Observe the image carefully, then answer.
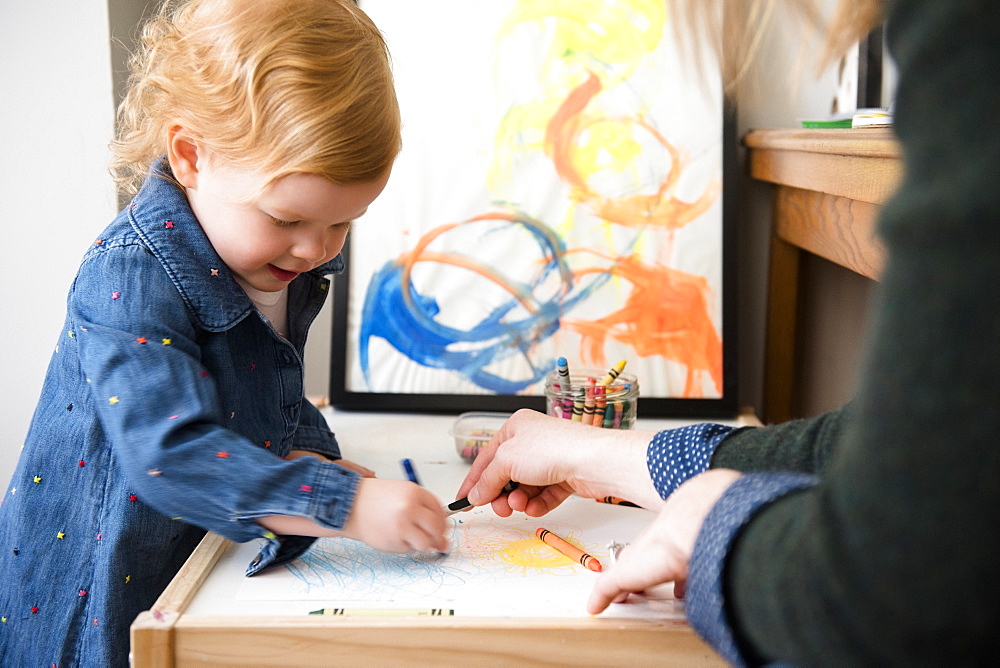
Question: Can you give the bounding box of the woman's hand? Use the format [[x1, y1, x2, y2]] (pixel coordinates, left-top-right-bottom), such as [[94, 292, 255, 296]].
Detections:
[[587, 469, 742, 614], [456, 409, 662, 517]]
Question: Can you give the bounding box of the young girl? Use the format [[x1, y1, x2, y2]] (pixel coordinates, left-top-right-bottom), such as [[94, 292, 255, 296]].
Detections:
[[0, 1, 447, 665]]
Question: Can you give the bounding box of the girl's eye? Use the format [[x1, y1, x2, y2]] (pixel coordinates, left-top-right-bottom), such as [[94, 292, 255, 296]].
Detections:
[[269, 216, 299, 228]]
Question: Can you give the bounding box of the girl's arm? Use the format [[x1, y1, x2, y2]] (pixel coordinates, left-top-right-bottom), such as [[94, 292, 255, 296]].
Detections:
[[72, 243, 359, 544], [258, 477, 448, 553]]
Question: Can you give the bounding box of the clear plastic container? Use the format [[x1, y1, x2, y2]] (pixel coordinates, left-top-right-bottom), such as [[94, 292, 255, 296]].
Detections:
[[543, 367, 639, 429], [451, 412, 511, 463]]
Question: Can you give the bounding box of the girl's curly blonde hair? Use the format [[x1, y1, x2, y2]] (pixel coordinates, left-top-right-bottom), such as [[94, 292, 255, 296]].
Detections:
[[111, 0, 400, 197]]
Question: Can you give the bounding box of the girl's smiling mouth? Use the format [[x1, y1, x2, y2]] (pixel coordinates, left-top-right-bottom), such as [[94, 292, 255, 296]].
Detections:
[[267, 265, 300, 282]]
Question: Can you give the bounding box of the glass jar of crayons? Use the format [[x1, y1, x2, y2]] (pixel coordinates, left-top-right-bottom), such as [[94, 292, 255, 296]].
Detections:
[[543, 363, 639, 429]]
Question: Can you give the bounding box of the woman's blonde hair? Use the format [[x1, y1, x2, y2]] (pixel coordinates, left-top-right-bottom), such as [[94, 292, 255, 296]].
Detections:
[[112, 0, 400, 196], [668, 0, 885, 98]]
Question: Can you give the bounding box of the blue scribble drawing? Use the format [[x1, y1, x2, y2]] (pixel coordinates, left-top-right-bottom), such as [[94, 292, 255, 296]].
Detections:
[[234, 500, 685, 620], [285, 541, 482, 600], [273, 511, 602, 602]]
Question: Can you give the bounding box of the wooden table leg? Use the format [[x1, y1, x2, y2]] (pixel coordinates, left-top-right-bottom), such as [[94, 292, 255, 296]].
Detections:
[[764, 200, 802, 424]]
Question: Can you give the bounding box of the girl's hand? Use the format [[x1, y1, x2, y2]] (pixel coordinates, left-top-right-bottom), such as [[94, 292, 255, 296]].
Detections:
[[285, 450, 375, 478], [456, 409, 662, 518], [331, 458, 376, 478], [341, 478, 449, 553], [587, 469, 742, 614]]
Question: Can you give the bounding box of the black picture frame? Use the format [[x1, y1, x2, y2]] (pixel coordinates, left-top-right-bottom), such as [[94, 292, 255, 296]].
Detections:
[[857, 24, 885, 109], [330, 4, 739, 419]]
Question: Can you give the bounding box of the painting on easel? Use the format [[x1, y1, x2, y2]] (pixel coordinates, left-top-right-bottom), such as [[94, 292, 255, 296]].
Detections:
[[331, 0, 736, 417]]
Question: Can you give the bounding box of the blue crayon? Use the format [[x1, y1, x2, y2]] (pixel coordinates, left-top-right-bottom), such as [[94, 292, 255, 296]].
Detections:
[[401, 458, 421, 486], [556, 357, 571, 386]]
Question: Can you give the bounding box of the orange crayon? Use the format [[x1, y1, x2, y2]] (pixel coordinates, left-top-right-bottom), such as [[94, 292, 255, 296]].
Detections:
[[592, 386, 606, 426], [535, 527, 602, 572], [597, 495, 640, 508]]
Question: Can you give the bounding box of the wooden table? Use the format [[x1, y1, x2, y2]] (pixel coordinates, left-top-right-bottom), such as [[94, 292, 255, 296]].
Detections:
[[131, 409, 757, 666], [745, 128, 902, 424]]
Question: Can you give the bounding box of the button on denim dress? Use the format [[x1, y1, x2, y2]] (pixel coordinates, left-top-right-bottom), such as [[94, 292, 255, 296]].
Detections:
[[0, 162, 360, 667]]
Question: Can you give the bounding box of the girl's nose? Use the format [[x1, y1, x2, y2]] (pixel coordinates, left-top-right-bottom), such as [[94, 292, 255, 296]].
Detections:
[[290, 232, 327, 264]]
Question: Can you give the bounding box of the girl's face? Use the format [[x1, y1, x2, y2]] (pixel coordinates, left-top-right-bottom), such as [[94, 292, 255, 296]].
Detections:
[[184, 160, 390, 293]]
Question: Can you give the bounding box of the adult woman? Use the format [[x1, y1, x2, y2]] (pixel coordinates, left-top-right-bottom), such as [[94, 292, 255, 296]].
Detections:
[[459, 1, 999, 663]]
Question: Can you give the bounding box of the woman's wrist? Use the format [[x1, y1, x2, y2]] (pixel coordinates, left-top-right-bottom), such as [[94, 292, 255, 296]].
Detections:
[[569, 428, 663, 509]]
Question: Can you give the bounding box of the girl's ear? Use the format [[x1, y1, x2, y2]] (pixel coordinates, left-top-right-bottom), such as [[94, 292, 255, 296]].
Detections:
[[166, 125, 202, 189]]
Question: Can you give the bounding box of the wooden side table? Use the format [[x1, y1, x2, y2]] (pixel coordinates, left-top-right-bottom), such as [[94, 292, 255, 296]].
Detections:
[[744, 128, 902, 424]]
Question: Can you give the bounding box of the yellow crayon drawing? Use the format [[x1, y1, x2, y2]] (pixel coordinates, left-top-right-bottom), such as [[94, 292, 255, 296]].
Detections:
[[458, 522, 603, 575]]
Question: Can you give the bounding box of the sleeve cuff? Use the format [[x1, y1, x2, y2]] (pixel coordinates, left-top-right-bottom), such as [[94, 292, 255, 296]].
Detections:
[[647, 423, 735, 498], [685, 472, 817, 666], [299, 461, 360, 531], [243, 462, 360, 575], [246, 533, 318, 576]]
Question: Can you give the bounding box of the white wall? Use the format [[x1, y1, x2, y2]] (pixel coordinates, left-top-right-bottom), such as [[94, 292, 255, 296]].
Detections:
[[0, 3, 118, 490]]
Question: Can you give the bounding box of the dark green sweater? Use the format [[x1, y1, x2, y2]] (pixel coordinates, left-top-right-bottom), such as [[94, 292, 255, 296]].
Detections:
[[694, 0, 999, 664]]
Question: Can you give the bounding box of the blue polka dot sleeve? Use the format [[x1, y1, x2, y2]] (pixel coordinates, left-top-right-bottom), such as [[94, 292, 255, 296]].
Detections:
[[647, 423, 736, 499]]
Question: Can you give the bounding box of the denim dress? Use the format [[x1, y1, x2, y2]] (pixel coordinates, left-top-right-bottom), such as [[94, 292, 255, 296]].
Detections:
[[0, 163, 360, 667]]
